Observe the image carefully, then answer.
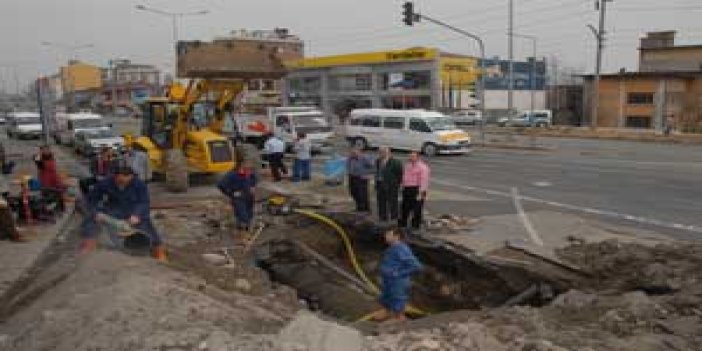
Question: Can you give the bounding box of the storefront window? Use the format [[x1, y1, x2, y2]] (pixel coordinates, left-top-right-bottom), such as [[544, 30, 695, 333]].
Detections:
[[380, 71, 431, 90], [329, 74, 372, 91]]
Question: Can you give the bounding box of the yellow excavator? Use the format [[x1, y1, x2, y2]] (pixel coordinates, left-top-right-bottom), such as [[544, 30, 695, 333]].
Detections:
[[124, 79, 244, 192], [123, 31, 302, 192]]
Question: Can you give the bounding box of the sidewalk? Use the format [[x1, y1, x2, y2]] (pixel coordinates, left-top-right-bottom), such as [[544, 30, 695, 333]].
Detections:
[[0, 142, 83, 298]]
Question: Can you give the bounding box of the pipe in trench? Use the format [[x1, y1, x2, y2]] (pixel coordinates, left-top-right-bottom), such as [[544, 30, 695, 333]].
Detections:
[[291, 209, 427, 319]]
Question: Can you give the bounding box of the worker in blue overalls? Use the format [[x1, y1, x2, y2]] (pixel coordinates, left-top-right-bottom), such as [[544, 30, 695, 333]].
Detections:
[[376, 227, 422, 322], [80, 164, 166, 262], [217, 158, 257, 236]]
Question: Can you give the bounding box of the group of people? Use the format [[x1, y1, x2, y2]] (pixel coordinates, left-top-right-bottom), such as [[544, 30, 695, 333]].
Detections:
[[20, 137, 422, 322], [263, 132, 312, 182], [347, 147, 431, 231]]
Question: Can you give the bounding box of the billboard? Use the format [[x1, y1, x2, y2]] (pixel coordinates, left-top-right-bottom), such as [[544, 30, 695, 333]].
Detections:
[[481, 58, 546, 91]]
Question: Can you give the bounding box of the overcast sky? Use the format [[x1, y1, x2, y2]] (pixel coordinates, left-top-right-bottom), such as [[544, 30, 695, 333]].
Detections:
[[1, 0, 701, 91]]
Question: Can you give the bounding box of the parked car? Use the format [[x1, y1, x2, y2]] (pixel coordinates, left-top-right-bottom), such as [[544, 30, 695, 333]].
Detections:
[[51, 111, 108, 145], [498, 110, 553, 127], [450, 110, 483, 126], [346, 109, 471, 156], [6, 112, 42, 139], [74, 129, 124, 156]]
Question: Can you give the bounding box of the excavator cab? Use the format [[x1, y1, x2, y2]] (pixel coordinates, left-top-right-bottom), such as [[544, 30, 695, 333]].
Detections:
[[129, 95, 236, 192]]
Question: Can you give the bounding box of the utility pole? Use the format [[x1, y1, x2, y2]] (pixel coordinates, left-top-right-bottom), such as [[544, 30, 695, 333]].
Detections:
[[35, 77, 49, 143], [508, 0, 514, 114], [513, 34, 537, 119], [109, 59, 118, 115], [401, 2, 487, 144], [588, 0, 612, 129]]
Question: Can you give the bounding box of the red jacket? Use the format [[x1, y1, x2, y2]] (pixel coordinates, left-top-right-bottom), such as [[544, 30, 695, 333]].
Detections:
[[37, 158, 63, 190]]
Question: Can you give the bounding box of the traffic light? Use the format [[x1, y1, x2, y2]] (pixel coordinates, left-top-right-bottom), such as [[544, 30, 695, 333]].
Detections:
[[402, 2, 415, 26]]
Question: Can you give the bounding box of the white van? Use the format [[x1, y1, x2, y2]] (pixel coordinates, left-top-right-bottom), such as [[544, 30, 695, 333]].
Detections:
[[52, 112, 108, 145], [346, 109, 472, 156], [6, 112, 43, 139], [269, 106, 334, 152]]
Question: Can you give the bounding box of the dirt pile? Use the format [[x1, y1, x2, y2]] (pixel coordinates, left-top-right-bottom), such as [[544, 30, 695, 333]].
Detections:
[[0, 251, 297, 351], [360, 240, 702, 351]]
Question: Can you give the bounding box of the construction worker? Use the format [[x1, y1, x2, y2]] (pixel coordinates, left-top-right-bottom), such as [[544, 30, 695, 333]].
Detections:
[[292, 132, 312, 182], [375, 147, 403, 222], [264, 133, 287, 182], [217, 158, 257, 233], [33, 146, 65, 212], [398, 152, 430, 231], [347, 147, 375, 213], [80, 164, 166, 261], [377, 227, 422, 322]]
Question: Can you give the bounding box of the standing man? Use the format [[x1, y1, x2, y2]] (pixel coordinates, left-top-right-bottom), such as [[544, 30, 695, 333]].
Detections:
[[80, 165, 167, 262], [375, 147, 403, 223], [292, 132, 312, 182], [346, 147, 375, 213], [217, 159, 257, 234], [399, 152, 430, 230], [264, 133, 287, 182]]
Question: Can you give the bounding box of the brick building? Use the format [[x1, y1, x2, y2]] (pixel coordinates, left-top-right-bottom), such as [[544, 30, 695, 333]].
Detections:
[[583, 31, 702, 132]]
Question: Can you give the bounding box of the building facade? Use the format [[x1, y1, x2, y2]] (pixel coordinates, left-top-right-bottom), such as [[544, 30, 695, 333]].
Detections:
[[583, 31, 702, 132], [99, 59, 162, 113], [283, 48, 479, 123]]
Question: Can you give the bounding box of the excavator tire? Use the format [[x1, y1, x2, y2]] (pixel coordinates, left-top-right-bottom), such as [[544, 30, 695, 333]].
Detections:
[[164, 149, 189, 193]]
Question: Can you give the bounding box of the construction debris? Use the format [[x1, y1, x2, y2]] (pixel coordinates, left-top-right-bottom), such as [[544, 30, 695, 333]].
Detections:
[[425, 214, 480, 232]]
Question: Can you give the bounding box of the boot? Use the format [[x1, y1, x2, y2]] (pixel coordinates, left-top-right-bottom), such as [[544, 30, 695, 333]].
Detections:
[[152, 245, 168, 263], [79, 238, 97, 255]]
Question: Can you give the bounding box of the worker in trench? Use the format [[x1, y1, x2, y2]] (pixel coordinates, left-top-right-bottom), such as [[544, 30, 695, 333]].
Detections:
[[79, 163, 167, 262], [375, 227, 423, 322], [217, 158, 257, 237]]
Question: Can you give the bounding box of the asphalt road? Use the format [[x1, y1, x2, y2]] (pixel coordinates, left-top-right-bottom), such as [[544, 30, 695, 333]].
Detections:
[[422, 136, 702, 240]]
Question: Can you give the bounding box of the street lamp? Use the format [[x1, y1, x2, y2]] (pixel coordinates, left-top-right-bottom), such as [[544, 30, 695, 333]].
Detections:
[[135, 5, 209, 44]]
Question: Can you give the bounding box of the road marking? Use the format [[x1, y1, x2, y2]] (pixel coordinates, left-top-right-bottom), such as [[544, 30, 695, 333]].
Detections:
[[511, 187, 544, 246], [432, 178, 702, 235], [531, 181, 552, 187]]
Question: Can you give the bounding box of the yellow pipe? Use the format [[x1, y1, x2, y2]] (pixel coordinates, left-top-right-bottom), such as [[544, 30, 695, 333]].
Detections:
[[293, 209, 380, 294], [292, 209, 427, 320]]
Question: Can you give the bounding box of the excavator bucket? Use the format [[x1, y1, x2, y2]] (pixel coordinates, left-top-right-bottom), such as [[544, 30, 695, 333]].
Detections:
[[175, 30, 303, 79]]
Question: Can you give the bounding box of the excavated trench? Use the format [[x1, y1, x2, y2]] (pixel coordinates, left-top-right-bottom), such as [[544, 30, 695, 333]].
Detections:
[[255, 212, 585, 322]]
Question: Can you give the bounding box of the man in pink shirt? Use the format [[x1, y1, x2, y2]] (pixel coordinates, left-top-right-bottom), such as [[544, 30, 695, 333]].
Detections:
[[399, 152, 430, 230]]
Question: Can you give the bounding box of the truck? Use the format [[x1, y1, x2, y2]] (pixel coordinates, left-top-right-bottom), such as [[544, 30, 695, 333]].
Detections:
[[51, 111, 109, 145], [235, 106, 334, 152]]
